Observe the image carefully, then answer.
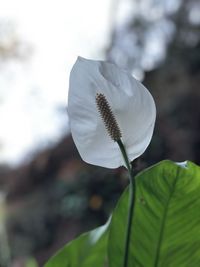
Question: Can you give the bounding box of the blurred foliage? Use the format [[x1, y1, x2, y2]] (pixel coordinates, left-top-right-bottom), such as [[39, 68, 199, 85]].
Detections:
[[107, 0, 200, 74], [107, 0, 200, 165], [0, 0, 199, 266], [0, 19, 31, 62], [1, 137, 130, 266]]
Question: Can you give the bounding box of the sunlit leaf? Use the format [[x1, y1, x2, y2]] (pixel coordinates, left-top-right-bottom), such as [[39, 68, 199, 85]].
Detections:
[[108, 160, 200, 267]]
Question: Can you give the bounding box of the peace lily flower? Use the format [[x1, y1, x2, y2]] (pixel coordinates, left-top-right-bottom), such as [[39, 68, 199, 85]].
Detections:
[[68, 57, 156, 169]]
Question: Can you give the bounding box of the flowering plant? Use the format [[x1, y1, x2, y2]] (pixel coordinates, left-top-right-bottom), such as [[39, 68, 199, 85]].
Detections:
[[68, 57, 156, 168], [45, 57, 200, 267]]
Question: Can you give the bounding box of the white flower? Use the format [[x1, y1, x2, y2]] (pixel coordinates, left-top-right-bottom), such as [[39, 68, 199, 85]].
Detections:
[[68, 57, 156, 168]]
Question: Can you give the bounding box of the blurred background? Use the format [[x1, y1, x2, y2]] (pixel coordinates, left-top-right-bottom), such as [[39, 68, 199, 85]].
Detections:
[[0, 0, 199, 266]]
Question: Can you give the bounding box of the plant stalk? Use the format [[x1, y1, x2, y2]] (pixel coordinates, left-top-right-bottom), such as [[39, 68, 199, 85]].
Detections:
[[117, 139, 136, 267]]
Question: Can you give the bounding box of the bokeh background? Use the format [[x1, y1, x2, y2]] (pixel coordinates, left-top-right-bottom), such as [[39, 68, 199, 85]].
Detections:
[[0, 0, 199, 266]]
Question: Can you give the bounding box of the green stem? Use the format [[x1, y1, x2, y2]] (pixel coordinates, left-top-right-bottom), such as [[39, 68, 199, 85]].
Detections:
[[117, 139, 136, 267]]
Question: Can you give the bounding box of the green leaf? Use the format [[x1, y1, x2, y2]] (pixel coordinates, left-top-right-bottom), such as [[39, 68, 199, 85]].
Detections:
[[44, 219, 110, 267], [108, 160, 200, 267]]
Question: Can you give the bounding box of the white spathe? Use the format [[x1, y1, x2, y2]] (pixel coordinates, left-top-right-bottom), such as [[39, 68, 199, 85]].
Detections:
[[68, 57, 156, 168]]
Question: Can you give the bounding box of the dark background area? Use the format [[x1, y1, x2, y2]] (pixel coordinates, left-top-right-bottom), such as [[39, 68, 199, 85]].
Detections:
[[0, 0, 199, 266]]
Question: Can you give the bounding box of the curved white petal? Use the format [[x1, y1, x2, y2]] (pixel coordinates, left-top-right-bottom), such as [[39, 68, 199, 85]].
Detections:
[[68, 57, 156, 168]]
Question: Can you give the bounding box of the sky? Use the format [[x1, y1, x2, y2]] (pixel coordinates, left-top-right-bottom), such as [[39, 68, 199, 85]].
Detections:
[[0, 0, 114, 165]]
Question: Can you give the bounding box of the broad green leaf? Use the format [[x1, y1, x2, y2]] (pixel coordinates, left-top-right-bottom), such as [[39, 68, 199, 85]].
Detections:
[[45, 219, 110, 267], [108, 160, 200, 267]]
